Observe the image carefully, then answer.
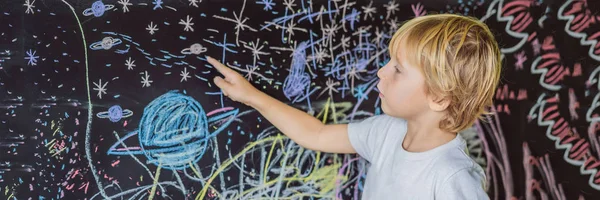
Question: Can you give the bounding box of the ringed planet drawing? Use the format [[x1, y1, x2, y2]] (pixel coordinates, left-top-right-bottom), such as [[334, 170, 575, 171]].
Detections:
[[107, 90, 239, 170]]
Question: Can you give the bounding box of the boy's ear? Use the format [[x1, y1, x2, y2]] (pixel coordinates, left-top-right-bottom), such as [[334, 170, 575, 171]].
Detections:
[[427, 95, 450, 112]]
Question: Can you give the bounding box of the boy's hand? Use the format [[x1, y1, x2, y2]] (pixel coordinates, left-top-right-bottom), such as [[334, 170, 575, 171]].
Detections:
[[208, 57, 354, 154], [208, 56, 262, 107]]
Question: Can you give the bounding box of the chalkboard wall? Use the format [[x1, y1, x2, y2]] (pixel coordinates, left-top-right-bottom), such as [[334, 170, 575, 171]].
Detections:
[[1, 0, 600, 199]]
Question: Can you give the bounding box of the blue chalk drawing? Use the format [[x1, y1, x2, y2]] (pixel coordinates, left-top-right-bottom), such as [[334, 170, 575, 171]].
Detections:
[[107, 90, 238, 170], [96, 105, 133, 122], [283, 41, 311, 102], [152, 0, 164, 10], [25, 49, 39, 66], [83, 1, 114, 17], [257, 0, 275, 11]]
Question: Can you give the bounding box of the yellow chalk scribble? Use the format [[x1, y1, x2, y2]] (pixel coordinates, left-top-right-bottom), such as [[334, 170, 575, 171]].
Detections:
[[148, 162, 162, 200]]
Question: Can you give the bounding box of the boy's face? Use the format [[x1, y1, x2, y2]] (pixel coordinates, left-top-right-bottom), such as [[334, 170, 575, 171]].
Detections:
[[376, 45, 431, 119]]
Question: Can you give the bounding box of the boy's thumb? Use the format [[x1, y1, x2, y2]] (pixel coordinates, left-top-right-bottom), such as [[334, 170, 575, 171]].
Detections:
[[214, 76, 231, 90]]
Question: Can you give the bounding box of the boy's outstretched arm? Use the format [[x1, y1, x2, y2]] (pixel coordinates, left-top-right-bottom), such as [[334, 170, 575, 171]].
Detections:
[[208, 56, 356, 154]]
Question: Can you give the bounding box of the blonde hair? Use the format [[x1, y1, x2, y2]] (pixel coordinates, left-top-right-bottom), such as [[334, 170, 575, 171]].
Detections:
[[389, 13, 502, 133]]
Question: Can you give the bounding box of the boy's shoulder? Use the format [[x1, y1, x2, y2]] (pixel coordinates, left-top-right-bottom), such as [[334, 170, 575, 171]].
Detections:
[[431, 138, 484, 181], [360, 113, 407, 125], [429, 142, 487, 196], [349, 114, 407, 132]]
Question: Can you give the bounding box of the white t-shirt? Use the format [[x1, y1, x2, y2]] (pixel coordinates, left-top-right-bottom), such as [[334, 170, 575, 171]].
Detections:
[[348, 114, 489, 200]]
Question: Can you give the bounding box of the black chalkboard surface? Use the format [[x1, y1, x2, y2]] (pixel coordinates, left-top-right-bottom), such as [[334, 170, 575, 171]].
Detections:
[[1, 0, 600, 199]]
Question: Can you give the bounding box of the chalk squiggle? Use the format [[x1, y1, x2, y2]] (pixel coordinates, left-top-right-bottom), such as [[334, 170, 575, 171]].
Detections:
[[482, 0, 534, 54], [529, 93, 600, 191], [558, 0, 600, 61]]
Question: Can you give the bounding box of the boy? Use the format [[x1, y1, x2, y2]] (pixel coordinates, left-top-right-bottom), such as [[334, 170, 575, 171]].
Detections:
[[208, 13, 500, 199]]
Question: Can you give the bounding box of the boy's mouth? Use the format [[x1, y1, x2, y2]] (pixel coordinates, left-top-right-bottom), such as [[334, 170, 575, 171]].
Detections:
[[376, 84, 384, 98]]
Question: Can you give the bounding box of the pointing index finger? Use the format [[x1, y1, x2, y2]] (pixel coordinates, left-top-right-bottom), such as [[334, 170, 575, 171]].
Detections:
[[207, 56, 235, 77]]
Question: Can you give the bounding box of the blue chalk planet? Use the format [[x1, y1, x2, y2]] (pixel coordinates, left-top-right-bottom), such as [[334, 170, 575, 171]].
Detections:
[[82, 1, 114, 17], [96, 105, 133, 122], [107, 90, 238, 170]]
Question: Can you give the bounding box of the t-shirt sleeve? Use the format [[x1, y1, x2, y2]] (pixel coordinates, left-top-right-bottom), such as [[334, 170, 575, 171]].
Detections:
[[437, 168, 489, 200], [347, 114, 396, 162]]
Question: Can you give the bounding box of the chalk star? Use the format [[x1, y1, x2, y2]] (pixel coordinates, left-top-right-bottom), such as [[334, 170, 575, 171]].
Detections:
[[180, 68, 191, 82], [373, 27, 387, 47], [25, 49, 39, 66], [340, 36, 351, 49], [388, 18, 400, 31], [189, 0, 200, 7], [244, 65, 259, 81], [361, 1, 376, 21], [353, 83, 369, 100], [257, 0, 275, 11], [282, 0, 296, 12], [152, 0, 163, 10], [24, 0, 35, 14], [346, 66, 366, 95], [141, 71, 153, 87], [318, 78, 340, 98], [384, 0, 399, 20], [244, 39, 270, 62], [125, 57, 136, 70], [285, 20, 299, 39], [179, 15, 194, 32], [213, 2, 257, 45], [93, 79, 108, 99], [309, 46, 329, 65], [515, 51, 527, 70], [117, 0, 132, 13], [322, 23, 340, 45], [146, 22, 158, 35]]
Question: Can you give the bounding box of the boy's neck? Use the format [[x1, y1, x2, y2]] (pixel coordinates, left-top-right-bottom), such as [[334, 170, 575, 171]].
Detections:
[[402, 119, 457, 153]]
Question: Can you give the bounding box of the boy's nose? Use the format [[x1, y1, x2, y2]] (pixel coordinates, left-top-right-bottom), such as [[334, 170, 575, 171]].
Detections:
[[377, 67, 385, 80]]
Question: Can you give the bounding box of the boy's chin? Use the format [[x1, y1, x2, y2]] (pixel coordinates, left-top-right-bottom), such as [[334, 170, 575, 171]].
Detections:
[[380, 103, 392, 115], [380, 103, 408, 118], [380, 103, 387, 112]]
